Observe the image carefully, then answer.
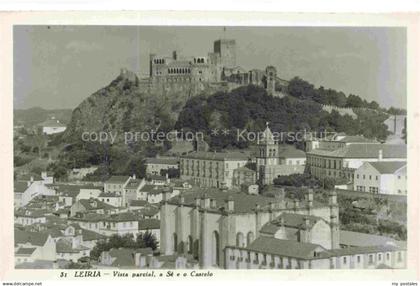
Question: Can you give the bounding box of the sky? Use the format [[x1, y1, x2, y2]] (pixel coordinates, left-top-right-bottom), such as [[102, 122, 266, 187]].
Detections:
[[14, 26, 406, 110]]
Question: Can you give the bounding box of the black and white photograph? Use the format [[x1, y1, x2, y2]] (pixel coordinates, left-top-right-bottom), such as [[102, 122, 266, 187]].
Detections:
[[10, 24, 410, 271], [13, 25, 415, 270]]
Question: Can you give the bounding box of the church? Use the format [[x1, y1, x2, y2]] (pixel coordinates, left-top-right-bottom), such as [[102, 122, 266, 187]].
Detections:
[[256, 123, 306, 185]]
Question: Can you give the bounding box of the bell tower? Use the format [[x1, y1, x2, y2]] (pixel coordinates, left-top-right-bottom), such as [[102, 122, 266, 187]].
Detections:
[[256, 122, 279, 183]]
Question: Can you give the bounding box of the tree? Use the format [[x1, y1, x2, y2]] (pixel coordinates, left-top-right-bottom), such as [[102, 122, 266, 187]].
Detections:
[[346, 94, 364, 108], [89, 233, 158, 261], [160, 168, 180, 179]]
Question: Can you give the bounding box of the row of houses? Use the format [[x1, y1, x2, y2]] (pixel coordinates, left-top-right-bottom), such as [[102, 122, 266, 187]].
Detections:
[[305, 133, 407, 195], [13, 173, 193, 268]]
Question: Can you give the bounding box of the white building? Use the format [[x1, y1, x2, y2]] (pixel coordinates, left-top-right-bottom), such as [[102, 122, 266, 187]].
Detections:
[[180, 151, 250, 189], [14, 229, 56, 265], [354, 161, 407, 195], [14, 179, 56, 208], [98, 192, 123, 207], [306, 143, 406, 182], [145, 157, 179, 176], [41, 117, 67, 135]]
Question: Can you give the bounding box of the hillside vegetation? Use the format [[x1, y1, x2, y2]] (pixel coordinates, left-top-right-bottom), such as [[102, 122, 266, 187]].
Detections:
[[176, 85, 391, 150], [44, 71, 397, 179]]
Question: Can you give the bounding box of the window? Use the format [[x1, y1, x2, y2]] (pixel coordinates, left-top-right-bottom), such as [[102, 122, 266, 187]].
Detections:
[[357, 174, 359, 179], [369, 175, 372, 180], [376, 176, 378, 180], [343, 257, 347, 264], [386, 253, 390, 260], [363, 175, 366, 179], [368, 254, 374, 264], [357, 255, 361, 263], [378, 254, 382, 261], [398, 252, 402, 262]]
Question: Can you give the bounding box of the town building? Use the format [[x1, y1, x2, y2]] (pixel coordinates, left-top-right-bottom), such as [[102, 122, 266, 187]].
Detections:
[[256, 124, 307, 185], [232, 166, 256, 187], [353, 161, 407, 195], [40, 117, 67, 135], [306, 139, 406, 182], [104, 175, 130, 194], [179, 151, 250, 188], [70, 198, 116, 217], [159, 188, 339, 268], [14, 179, 56, 208], [224, 236, 406, 269], [123, 177, 147, 207], [145, 157, 179, 176], [98, 192, 123, 207], [14, 229, 56, 264]]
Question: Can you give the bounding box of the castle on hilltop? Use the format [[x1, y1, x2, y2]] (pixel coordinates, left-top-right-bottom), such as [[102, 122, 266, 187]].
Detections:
[[139, 38, 289, 97]]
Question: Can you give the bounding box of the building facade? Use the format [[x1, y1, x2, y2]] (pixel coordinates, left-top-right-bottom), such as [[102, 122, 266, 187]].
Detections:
[[159, 188, 339, 268], [353, 161, 407, 195], [180, 151, 250, 189], [306, 138, 406, 182]]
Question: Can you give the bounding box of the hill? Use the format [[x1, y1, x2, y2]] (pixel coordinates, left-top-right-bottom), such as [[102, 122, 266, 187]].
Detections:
[[14, 107, 72, 128], [53, 71, 393, 179], [56, 69, 217, 179], [175, 85, 391, 150]]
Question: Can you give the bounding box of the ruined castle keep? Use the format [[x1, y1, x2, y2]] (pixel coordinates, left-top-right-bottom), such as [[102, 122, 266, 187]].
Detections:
[[143, 38, 289, 96]]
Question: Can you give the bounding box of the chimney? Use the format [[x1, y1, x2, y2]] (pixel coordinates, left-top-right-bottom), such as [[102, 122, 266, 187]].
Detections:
[[162, 189, 171, 203], [279, 216, 286, 234], [293, 199, 300, 210], [378, 149, 383, 161], [179, 194, 185, 205], [226, 196, 234, 212], [210, 199, 217, 209], [195, 197, 200, 208], [172, 50, 178, 60], [201, 194, 210, 209], [30, 176, 34, 182], [132, 174, 136, 180], [303, 216, 310, 229]]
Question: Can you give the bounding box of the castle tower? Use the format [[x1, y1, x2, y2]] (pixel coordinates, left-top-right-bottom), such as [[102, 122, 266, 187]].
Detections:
[[256, 122, 279, 184], [213, 39, 236, 68], [265, 66, 277, 96]]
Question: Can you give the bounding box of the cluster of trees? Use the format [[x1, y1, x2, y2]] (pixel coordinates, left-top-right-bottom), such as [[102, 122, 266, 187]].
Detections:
[[272, 173, 348, 190], [288, 77, 405, 115], [273, 173, 320, 188], [160, 168, 180, 179], [338, 195, 406, 240], [54, 140, 163, 181], [175, 85, 391, 150], [90, 232, 158, 261]]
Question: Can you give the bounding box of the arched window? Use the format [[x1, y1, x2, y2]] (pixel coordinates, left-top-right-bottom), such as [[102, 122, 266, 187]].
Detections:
[[212, 231, 220, 266], [173, 233, 178, 253], [247, 232, 254, 246], [193, 239, 199, 260], [236, 232, 245, 247], [188, 235, 193, 254]]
